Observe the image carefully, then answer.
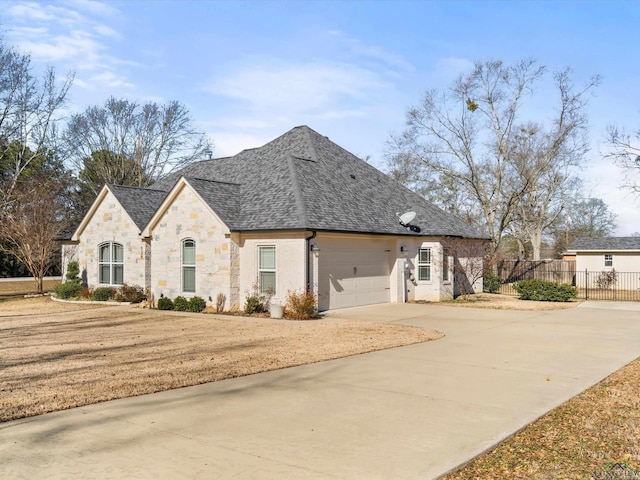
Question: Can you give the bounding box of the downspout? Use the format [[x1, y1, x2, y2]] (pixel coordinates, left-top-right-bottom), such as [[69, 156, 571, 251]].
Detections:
[[305, 230, 317, 291]]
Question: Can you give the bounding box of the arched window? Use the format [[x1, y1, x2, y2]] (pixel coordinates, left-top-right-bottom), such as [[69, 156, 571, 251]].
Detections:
[[182, 239, 196, 293], [99, 242, 124, 285]]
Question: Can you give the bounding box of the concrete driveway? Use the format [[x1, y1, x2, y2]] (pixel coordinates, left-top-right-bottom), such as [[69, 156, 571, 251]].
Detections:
[[2, 301, 639, 479]]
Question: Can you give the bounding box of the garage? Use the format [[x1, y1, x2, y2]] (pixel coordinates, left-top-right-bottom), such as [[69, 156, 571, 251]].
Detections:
[[317, 238, 392, 311]]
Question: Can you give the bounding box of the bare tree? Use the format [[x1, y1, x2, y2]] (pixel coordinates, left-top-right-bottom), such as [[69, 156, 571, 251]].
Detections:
[[0, 37, 73, 206], [440, 237, 487, 300], [388, 59, 599, 257], [63, 97, 211, 200], [0, 173, 73, 293], [605, 124, 640, 195]]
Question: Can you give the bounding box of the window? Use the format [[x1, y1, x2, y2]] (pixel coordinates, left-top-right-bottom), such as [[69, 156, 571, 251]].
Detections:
[[99, 242, 123, 285], [604, 254, 613, 267], [182, 239, 196, 293], [258, 245, 276, 294], [418, 248, 431, 281]]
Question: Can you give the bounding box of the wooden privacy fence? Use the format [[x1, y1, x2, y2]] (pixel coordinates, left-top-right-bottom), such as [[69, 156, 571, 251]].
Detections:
[[495, 260, 640, 301]]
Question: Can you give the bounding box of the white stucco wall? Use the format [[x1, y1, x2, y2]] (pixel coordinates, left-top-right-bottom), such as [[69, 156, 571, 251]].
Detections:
[[149, 184, 231, 306], [576, 252, 640, 273], [395, 237, 484, 302], [237, 232, 307, 310], [76, 191, 146, 288]]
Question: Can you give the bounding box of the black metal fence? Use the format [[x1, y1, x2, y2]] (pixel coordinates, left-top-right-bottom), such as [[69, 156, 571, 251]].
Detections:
[[497, 269, 640, 301]]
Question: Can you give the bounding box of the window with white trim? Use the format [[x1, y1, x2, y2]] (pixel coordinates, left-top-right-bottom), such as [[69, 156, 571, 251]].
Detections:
[[258, 245, 276, 294], [418, 248, 431, 281], [99, 242, 123, 285], [604, 254, 613, 267], [182, 239, 196, 293]]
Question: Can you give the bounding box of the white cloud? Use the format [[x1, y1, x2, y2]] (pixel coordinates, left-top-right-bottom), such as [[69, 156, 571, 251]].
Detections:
[[207, 60, 390, 116], [6, 0, 136, 97], [326, 30, 414, 72]]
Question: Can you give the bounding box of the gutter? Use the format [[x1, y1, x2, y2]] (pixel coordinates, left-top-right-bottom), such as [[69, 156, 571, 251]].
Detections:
[[305, 230, 317, 291]]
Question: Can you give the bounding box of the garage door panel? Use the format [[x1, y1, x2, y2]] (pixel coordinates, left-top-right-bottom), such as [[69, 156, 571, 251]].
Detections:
[[319, 239, 391, 311]]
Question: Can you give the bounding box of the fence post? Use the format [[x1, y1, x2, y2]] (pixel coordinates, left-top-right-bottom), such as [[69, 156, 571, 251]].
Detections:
[[585, 269, 589, 300]]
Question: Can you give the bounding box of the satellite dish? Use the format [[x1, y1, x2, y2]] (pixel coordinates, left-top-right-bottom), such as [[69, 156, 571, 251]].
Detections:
[[397, 211, 421, 233], [398, 211, 416, 227]]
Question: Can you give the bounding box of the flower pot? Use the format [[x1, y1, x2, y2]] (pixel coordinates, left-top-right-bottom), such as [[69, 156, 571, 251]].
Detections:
[[269, 303, 284, 319]]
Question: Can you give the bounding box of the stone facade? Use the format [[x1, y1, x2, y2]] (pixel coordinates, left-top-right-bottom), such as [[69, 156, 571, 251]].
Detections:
[[149, 183, 231, 305], [74, 191, 147, 289]]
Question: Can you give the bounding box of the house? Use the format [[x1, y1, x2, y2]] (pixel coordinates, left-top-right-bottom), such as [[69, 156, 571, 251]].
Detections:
[[62, 126, 487, 311], [567, 237, 640, 273]]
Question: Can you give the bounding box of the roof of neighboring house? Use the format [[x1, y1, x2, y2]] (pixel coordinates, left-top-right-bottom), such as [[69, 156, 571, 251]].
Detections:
[[568, 237, 640, 251], [151, 125, 486, 238], [107, 185, 168, 230]]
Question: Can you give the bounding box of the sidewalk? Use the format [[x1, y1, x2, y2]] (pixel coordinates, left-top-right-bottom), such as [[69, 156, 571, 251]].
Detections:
[[2, 302, 639, 479]]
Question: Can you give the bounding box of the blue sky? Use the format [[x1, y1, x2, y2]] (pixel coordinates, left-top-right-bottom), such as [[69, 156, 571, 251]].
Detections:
[[3, 0, 639, 235]]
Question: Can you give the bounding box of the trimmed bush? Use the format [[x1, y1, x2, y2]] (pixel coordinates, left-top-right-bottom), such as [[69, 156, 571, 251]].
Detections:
[[173, 296, 189, 311], [188, 296, 206, 313], [115, 284, 146, 303], [54, 260, 83, 299], [157, 297, 174, 310], [92, 287, 115, 301], [514, 279, 577, 302], [483, 272, 502, 294], [244, 295, 266, 314], [285, 290, 317, 320], [53, 281, 82, 299]]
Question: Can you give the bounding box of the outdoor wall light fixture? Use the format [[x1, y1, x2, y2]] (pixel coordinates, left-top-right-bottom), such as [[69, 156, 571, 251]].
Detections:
[[310, 244, 321, 252]]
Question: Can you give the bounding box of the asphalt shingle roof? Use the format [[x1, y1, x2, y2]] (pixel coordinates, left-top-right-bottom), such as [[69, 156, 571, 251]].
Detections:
[[568, 237, 640, 251], [107, 185, 168, 230], [148, 125, 485, 238]]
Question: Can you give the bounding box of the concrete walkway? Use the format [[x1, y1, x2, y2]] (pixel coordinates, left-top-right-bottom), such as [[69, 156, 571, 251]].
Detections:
[[2, 302, 639, 479]]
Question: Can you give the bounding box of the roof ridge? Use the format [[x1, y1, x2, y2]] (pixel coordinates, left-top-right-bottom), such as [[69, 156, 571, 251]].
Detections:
[[300, 126, 322, 163], [287, 155, 309, 227]]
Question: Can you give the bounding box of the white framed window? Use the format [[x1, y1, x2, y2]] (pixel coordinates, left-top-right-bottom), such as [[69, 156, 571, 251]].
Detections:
[[418, 248, 431, 281], [604, 254, 613, 267], [258, 245, 276, 294], [182, 239, 196, 293], [99, 242, 123, 285]]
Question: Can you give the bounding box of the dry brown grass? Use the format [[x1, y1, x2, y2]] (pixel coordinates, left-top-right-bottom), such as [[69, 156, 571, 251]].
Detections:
[[444, 357, 640, 479], [0, 296, 441, 422], [0, 278, 61, 297], [440, 292, 581, 310]]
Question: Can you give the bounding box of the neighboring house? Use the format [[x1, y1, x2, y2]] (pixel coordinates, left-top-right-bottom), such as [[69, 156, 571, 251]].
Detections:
[[62, 126, 487, 311], [567, 237, 640, 273]]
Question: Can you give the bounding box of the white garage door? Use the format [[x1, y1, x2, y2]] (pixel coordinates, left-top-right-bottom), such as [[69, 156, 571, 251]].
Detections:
[[318, 239, 391, 311]]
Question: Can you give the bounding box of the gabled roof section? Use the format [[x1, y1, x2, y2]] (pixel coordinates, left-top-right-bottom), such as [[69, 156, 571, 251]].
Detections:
[[568, 237, 640, 251], [107, 185, 168, 231], [141, 177, 234, 237], [183, 177, 241, 229], [71, 185, 167, 241], [151, 126, 485, 238]]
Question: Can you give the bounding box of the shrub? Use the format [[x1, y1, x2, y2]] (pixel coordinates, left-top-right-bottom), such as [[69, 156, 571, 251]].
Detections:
[[157, 297, 174, 310], [53, 281, 82, 299], [595, 269, 617, 289], [244, 295, 266, 314], [514, 279, 577, 302], [483, 272, 502, 294], [54, 260, 83, 299], [188, 296, 206, 313], [66, 261, 80, 282], [92, 287, 115, 301], [115, 284, 146, 303], [216, 292, 226, 313], [173, 296, 189, 311], [285, 290, 317, 320], [77, 287, 93, 299]]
